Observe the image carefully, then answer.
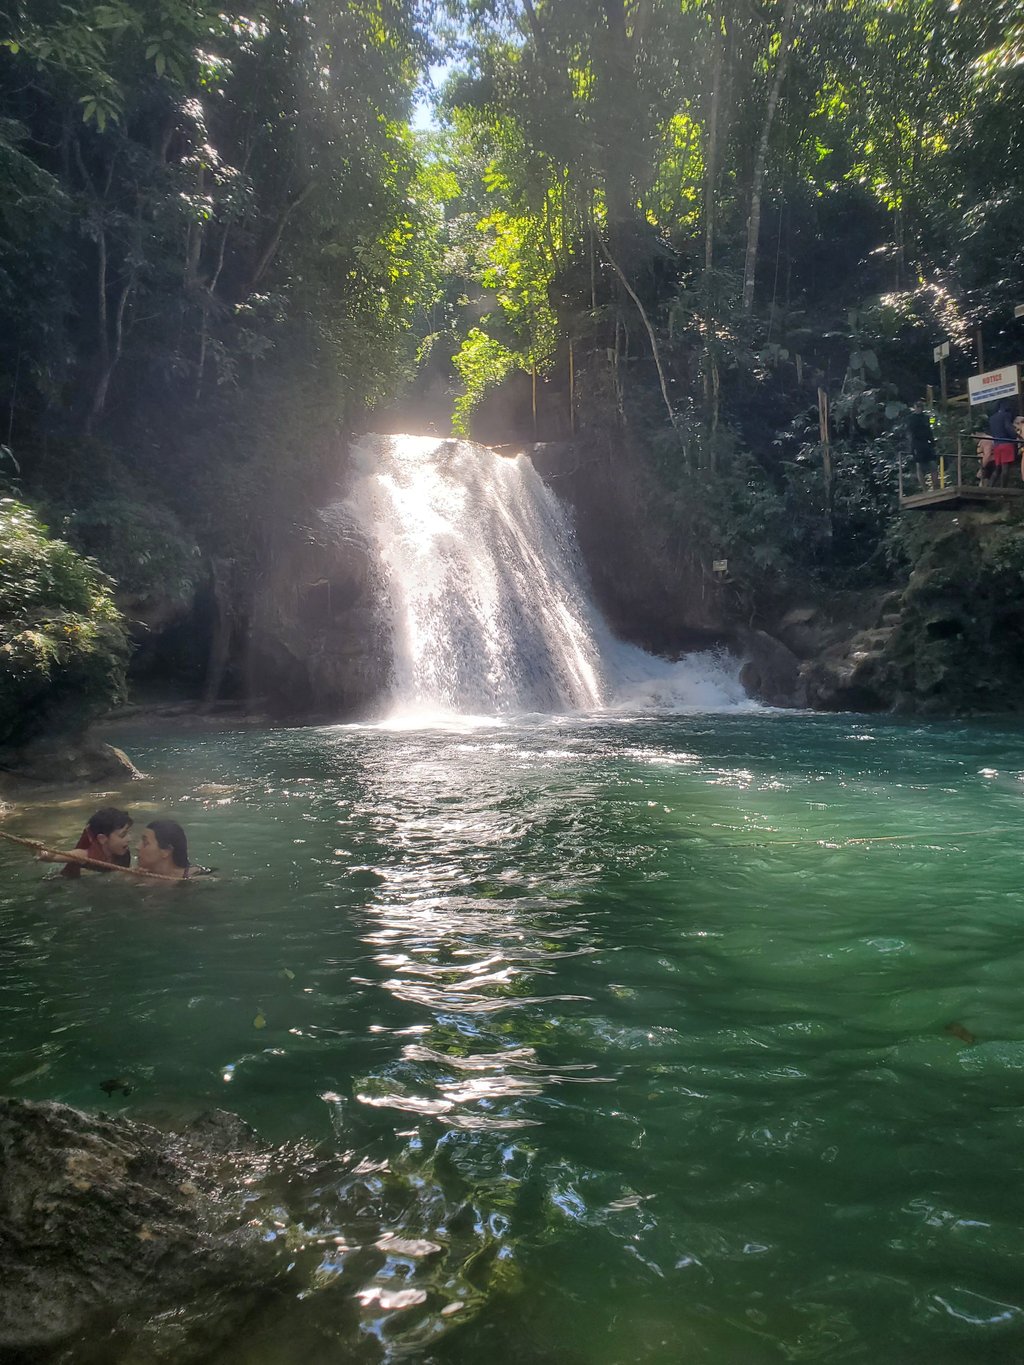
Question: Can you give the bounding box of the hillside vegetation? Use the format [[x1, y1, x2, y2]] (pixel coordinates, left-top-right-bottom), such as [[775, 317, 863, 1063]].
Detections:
[[1, 1, 1022, 727]]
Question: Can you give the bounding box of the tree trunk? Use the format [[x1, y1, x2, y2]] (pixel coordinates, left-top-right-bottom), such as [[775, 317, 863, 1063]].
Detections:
[[905, 12, 943, 274], [742, 0, 797, 313], [613, 312, 625, 421], [200, 559, 234, 711], [75, 144, 121, 433], [599, 0, 635, 254], [521, 0, 545, 52], [600, 236, 677, 431], [703, 8, 723, 446], [184, 166, 206, 285], [569, 341, 576, 435], [704, 7, 722, 277], [89, 273, 133, 429], [250, 182, 316, 290], [95, 224, 109, 379]]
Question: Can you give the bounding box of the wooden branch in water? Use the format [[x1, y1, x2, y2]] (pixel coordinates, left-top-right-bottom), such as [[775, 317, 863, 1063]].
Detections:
[[0, 830, 180, 882]]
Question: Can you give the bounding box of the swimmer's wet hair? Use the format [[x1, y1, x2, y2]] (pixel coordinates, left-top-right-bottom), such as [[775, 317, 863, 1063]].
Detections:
[[146, 819, 189, 869], [87, 807, 132, 836]]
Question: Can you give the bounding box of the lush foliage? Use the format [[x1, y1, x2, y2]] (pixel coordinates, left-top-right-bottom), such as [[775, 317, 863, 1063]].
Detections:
[[432, 0, 1024, 608], [0, 498, 129, 746], [62, 501, 202, 607], [0, 0, 435, 571], [2, 0, 1024, 722]]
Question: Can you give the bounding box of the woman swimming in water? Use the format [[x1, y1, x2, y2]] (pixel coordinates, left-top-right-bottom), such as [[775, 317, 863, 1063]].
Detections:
[[136, 820, 211, 880], [137, 820, 191, 879]]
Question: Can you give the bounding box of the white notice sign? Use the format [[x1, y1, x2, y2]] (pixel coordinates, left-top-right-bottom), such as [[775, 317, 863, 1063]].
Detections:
[[968, 365, 1020, 406]]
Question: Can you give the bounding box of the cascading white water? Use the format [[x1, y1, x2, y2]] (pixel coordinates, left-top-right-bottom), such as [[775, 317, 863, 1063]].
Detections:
[[341, 434, 752, 719]]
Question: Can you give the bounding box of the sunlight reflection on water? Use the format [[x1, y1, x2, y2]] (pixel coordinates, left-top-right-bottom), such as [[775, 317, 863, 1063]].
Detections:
[[2, 714, 1024, 1361]]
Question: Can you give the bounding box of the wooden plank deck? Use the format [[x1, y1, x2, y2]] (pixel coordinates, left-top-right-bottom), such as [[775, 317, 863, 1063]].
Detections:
[[900, 484, 1024, 510]]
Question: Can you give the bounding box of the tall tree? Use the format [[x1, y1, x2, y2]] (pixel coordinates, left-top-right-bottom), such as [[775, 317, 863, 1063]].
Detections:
[[741, 0, 798, 313]]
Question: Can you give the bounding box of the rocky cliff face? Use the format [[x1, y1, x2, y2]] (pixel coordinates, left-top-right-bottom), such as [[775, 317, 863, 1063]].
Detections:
[[514, 438, 730, 655], [869, 506, 1024, 714], [770, 507, 1024, 715], [155, 436, 1024, 721], [244, 433, 731, 722], [522, 445, 1024, 716], [246, 507, 391, 720]]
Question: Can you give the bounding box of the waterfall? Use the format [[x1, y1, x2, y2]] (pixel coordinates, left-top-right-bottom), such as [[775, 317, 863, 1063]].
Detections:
[[341, 434, 751, 719]]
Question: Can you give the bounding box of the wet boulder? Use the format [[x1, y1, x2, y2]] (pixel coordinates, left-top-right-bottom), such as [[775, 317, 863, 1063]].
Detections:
[[0, 1099, 285, 1362], [737, 628, 807, 708], [0, 735, 140, 787]]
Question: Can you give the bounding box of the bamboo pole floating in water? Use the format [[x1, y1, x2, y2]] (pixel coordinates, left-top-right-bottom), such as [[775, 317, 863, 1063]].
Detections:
[[0, 829, 181, 882]]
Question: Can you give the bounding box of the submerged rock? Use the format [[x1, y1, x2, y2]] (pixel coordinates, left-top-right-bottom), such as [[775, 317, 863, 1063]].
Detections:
[[0, 1098, 519, 1364], [0, 1099, 283, 1361]]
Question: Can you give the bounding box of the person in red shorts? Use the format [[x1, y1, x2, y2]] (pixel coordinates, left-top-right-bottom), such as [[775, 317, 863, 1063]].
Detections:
[[989, 399, 1020, 487]]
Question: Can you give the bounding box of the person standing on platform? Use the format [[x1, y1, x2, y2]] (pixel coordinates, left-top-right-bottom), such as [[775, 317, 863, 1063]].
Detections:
[[989, 399, 1019, 487], [906, 400, 938, 490]]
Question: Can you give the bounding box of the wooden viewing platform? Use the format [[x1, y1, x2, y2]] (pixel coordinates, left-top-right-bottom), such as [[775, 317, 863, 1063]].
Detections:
[[901, 483, 1024, 509], [899, 435, 1024, 510]]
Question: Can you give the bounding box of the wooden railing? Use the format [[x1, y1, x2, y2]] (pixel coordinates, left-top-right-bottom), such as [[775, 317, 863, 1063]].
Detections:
[[899, 433, 1024, 507]]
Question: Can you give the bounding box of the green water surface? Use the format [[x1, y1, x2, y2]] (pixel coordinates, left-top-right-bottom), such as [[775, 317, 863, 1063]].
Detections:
[[2, 713, 1023, 1363]]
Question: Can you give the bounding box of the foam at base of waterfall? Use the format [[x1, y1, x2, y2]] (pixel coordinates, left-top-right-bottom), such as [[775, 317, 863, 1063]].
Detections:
[[353, 707, 515, 733], [342, 433, 755, 721], [601, 642, 757, 714], [366, 650, 755, 726]]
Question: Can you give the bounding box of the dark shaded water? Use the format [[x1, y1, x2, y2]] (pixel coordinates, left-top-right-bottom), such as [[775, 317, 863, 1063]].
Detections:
[[2, 713, 1023, 1362]]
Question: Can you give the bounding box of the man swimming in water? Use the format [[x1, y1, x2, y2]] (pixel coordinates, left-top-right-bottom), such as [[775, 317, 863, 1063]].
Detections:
[[55, 807, 133, 877]]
